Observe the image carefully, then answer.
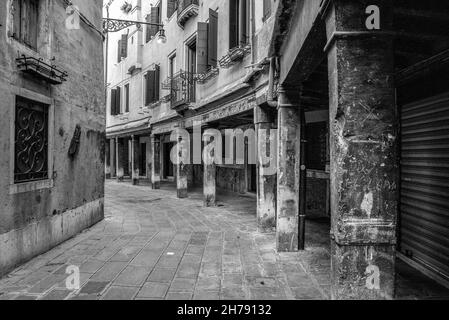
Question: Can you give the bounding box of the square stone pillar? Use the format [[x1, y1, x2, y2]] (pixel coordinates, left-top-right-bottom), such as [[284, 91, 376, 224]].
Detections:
[[105, 139, 111, 179], [151, 135, 161, 189], [116, 137, 125, 182], [110, 138, 116, 178], [131, 135, 140, 185], [276, 87, 303, 252], [325, 0, 398, 299], [255, 105, 277, 233], [176, 134, 189, 199], [203, 131, 216, 207]]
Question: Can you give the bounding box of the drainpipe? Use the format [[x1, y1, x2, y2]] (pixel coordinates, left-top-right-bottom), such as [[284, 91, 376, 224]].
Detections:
[[250, 0, 256, 65], [299, 108, 307, 250], [104, 5, 110, 103], [266, 56, 278, 108]]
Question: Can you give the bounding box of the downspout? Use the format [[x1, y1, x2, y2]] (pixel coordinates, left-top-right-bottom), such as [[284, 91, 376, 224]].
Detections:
[[104, 5, 110, 105]]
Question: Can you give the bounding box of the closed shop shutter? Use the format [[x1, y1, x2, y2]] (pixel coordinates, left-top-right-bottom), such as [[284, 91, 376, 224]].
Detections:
[[400, 92, 449, 282]]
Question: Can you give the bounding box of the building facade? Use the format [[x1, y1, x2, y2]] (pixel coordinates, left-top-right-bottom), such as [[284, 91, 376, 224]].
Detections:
[[0, 0, 105, 276]]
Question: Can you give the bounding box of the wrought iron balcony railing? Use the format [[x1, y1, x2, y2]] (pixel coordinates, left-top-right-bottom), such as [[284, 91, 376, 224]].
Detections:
[[16, 55, 68, 85], [162, 70, 196, 112], [177, 0, 199, 28]]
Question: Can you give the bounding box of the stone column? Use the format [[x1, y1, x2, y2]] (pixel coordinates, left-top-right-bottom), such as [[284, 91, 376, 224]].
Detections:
[[105, 139, 111, 179], [255, 105, 277, 233], [176, 135, 188, 198], [325, 0, 397, 299], [276, 87, 302, 252], [116, 137, 125, 182], [203, 131, 216, 207], [151, 135, 161, 189], [110, 138, 116, 178], [131, 135, 140, 185]]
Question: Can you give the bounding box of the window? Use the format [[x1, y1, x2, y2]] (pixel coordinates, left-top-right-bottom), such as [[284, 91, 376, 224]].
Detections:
[[229, 0, 249, 49], [146, 2, 162, 42], [167, 0, 177, 18], [110, 87, 121, 115], [169, 53, 176, 78], [14, 96, 49, 183], [124, 84, 130, 113], [186, 40, 197, 102], [145, 65, 160, 105], [11, 0, 39, 49], [117, 34, 128, 62]]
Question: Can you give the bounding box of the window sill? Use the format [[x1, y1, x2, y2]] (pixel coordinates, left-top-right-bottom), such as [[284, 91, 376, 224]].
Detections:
[[9, 179, 54, 195]]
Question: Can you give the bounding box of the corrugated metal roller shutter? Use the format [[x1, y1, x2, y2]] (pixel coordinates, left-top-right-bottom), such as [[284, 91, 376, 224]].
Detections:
[[400, 92, 449, 281]]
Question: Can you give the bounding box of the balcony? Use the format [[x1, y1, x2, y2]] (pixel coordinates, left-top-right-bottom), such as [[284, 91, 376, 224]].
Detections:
[[177, 0, 199, 29], [162, 70, 196, 114], [16, 55, 68, 85]]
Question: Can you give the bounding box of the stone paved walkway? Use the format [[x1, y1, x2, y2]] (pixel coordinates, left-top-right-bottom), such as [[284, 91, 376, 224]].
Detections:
[[0, 180, 330, 300], [1, 180, 448, 300]]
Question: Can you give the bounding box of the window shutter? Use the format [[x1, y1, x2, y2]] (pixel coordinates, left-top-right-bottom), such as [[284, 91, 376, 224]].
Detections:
[[125, 84, 130, 113], [117, 39, 122, 62], [167, 0, 177, 18], [154, 65, 160, 101], [111, 89, 117, 115], [239, 0, 248, 46], [121, 34, 128, 59], [116, 87, 121, 114], [12, 0, 21, 39], [208, 9, 218, 68], [146, 71, 155, 105], [145, 14, 151, 42], [229, 0, 239, 49], [197, 22, 209, 74], [149, 6, 159, 38], [263, 0, 271, 21]]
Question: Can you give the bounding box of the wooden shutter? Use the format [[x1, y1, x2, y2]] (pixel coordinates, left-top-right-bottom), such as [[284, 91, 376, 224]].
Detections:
[[145, 14, 151, 42], [121, 34, 128, 59], [263, 0, 271, 21], [146, 71, 155, 105], [111, 89, 117, 115], [197, 22, 209, 74], [154, 65, 160, 101], [229, 0, 239, 49], [167, 0, 177, 18], [208, 9, 218, 68], [117, 39, 122, 62], [116, 87, 121, 114], [125, 84, 130, 113], [12, 0, 21, 39], [239, 0, 248, 46], [22, 0, 39, 49], [149, 6, 159, 38]]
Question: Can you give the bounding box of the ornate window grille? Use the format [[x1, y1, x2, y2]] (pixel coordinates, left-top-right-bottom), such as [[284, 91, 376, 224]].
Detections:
[[14, 96, 49, 183]]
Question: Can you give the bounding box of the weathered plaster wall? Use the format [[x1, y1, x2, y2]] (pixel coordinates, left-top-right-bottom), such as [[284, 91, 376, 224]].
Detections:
[[0, 0, 105, 277]]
